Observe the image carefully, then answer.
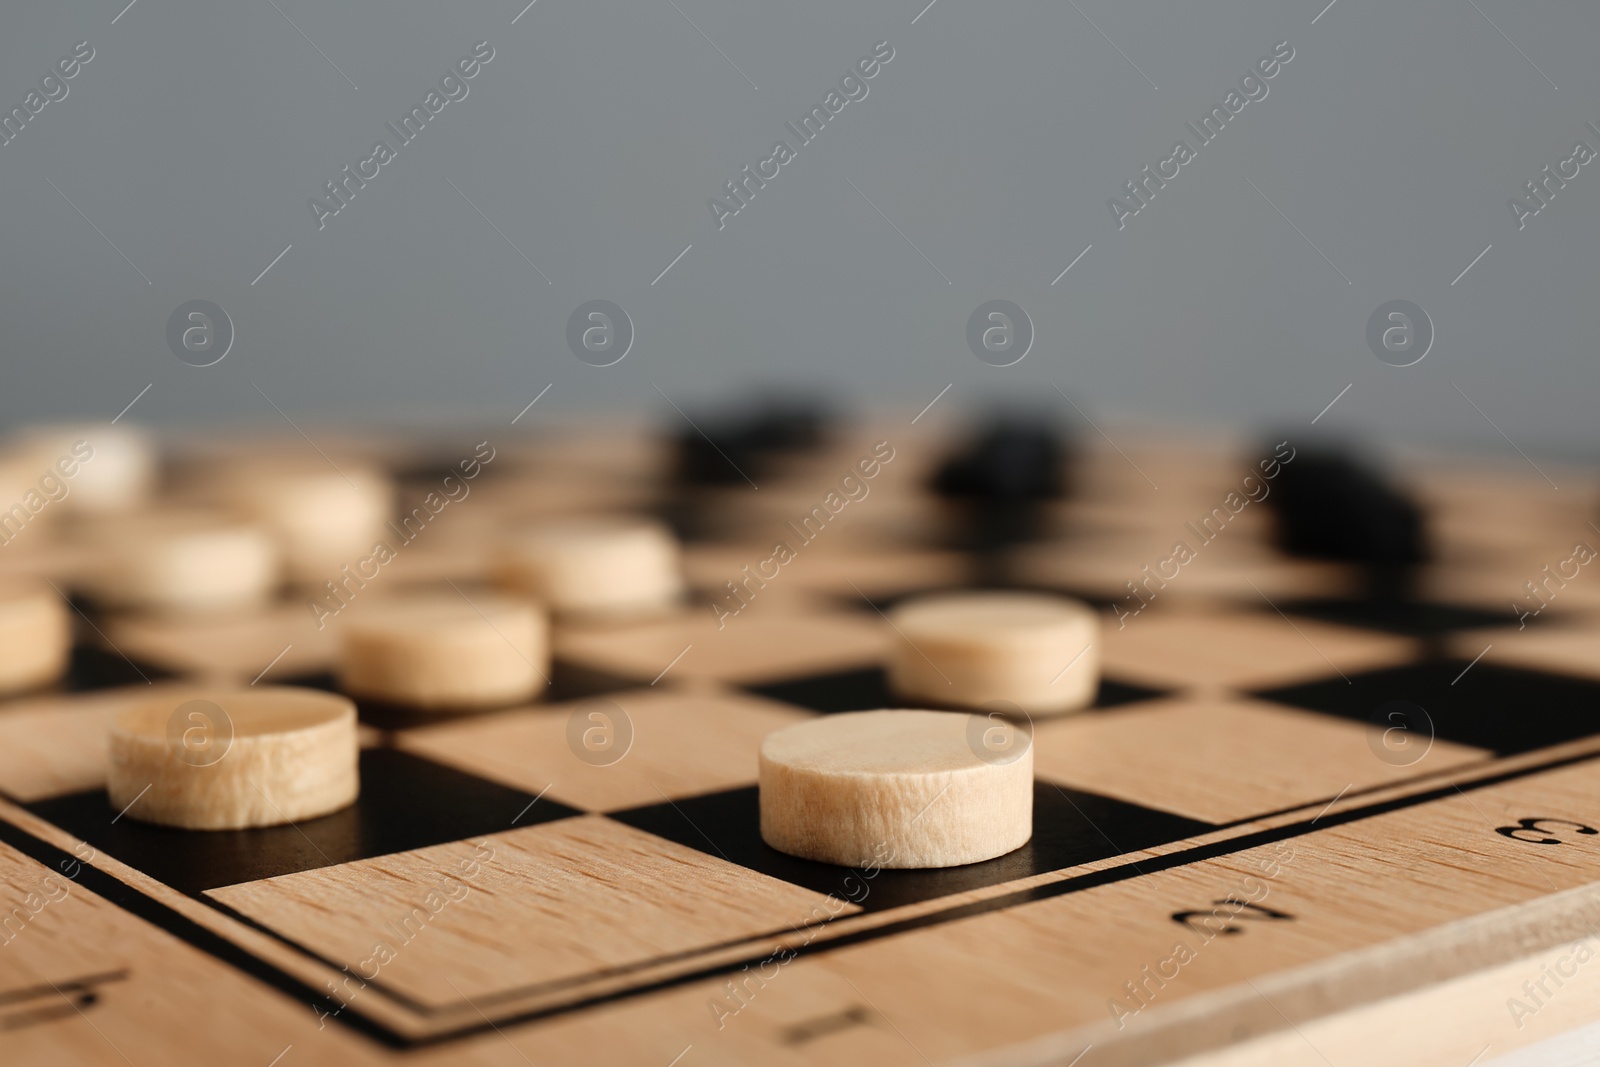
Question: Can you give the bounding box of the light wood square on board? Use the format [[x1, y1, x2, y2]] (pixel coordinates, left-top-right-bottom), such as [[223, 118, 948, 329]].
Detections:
[[0, 683, 195, 801], [555, 608, 890, 686], [206, 815, 858, 1008], [395, 686, 815, 812], [1416, 556, 1600, 616], [0, 841, 382, 1067], [1448, 623, 1600, 683], [1099, 611, 1416, 692], [682, 480, 947, 548], [465, 470, 654, 522], [0, 539, 92, 585], [683, 540, 973, 603], [1413, 463, 1598, 559], [1030, 697, 1490, 825], [103, 601, 337, 683], [1009, 540, 1350, 607], [496, 422, 669, 482], [370, 528, 493, 587]]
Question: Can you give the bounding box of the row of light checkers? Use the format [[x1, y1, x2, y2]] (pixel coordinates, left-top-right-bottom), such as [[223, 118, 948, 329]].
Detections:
[[9, 671, 1600, 1042], [19, 598, 1600, 909], [5, 658, 1598, 1035], [5, 423, 1594, 1036]]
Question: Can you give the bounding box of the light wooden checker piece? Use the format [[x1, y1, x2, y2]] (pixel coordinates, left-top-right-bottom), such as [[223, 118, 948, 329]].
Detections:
[[206, 459, 394, 584], [886, 590, 1099, 715], [76, 509, 279, 615], [107, 687, 358, 829], [0, 582, 70, 695], [337, 591, 549, 712], [496, 516, 685, 619], [5, 423, 156, 515], [759, 709, 1034, 868]]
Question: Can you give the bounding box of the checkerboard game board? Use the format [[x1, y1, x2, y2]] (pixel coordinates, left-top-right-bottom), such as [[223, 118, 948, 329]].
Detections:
[[3, 419, 1599, 1067]]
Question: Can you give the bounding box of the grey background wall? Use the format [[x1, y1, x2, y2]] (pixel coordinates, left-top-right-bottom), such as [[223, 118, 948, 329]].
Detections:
[[1, 0, 1595, 460]]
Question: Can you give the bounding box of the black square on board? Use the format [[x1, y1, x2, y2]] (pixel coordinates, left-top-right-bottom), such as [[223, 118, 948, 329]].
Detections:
[[608, 783, 1212, 911], [837, 583, 1123, 617], [746, 666, 1166, 715], [26, 748, 578, 897], [1092, 678, 1172, 710], [1276, 597, 1511, 637], [744, 667, 890, 713], [277, 659, 640, 728], [1254, 660, 1600, 755], [64, 645, 175, 692]]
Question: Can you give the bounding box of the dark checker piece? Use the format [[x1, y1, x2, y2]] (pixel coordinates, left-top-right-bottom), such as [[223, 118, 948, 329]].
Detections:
[[1263, 444, 1445, 629], [673, 397, 830, 487], [932, 413, 1072, 552], [609, 783, 1212, 911], [1264, 446, 1427, 567], [27, 748, 577, 896], [1254, 659, 1600, 755], [932, 416, 1068, 500]]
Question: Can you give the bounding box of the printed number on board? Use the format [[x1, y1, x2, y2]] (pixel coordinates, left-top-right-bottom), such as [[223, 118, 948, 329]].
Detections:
[[1495, 817, 1600, 845], [1170, 898, 1294, 936]]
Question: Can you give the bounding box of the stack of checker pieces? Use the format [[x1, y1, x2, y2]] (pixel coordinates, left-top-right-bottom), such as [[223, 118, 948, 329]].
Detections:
[[2, 412, 1600, 1067]]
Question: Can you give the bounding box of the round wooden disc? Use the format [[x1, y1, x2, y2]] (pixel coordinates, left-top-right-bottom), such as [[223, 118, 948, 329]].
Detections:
[[8, 424, 155, 515], [887, 591, 1100, 715], [497, 517, 683, 617], [0, 455, 67, 545], [80, 510, 279, 614], [0, 583, 70, 694], [215, 461, 393, 583], [338, 592, 548, 711], [759, 709, 1033, 868], [108, 687, 359, 830]]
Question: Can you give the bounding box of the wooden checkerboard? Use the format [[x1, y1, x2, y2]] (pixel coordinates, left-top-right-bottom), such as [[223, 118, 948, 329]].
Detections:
[[3, 422, 1599, 1067]]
